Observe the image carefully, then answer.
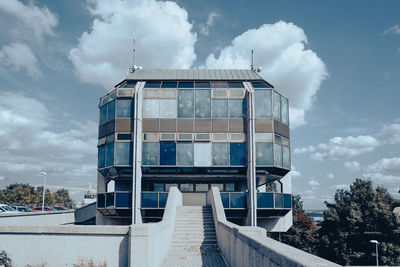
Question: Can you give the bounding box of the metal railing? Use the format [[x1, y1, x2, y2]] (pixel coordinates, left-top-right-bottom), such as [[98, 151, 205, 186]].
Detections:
[[220, 192, 247, 209], [97, 191, 132, 209], [141, 192, 169, 209], [257, 192, 291, 209]]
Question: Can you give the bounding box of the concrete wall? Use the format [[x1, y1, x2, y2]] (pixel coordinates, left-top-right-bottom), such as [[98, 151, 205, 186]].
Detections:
[[207, 187, 341, 267], [0, 225, 129, 267], [75, 202, 96, 224], [0, 210, 74, 226], [129, 186, 182, 267]]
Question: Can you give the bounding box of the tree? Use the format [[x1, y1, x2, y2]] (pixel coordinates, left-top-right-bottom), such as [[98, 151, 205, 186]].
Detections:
[[317, 179, 400, 266], [279, 194, 318, 254], [52, 189, 74, 208]]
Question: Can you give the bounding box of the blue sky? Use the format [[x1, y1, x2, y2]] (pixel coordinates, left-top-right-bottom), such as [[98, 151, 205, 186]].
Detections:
[[0, 0, 399, 208]]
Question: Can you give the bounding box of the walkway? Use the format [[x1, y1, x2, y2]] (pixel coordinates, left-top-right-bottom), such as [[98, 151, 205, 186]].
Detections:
[[162, 206, 227, 267]]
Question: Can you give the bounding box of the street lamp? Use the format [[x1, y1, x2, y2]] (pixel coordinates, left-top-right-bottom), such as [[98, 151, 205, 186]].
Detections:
[[40, 170, 47, 211], [370, 240, 379, 266]]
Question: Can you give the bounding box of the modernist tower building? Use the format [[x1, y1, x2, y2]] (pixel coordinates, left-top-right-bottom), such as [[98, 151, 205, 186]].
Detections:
[[96, 69, 292, 231]]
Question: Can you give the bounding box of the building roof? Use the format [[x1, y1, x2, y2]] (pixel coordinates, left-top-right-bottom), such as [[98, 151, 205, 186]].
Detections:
[[126, 69, 265, 81]]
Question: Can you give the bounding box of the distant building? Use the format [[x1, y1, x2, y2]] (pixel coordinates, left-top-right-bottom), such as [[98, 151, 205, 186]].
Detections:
[[96, 69, 292, 231]]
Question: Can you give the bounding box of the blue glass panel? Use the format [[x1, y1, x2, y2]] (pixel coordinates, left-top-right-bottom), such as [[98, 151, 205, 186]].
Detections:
[[141, 192, 158, 208], [122, 81, 136, 88], [159, 192, 169, 208], [275, 193, 284, 208], [284, 194, 292, 209], [98, 145, 105, 168], [105, 192, 114, 207], [97, 193, 105, 208], [161, 81, 177, 88], [115, 192, 132, 208], [178, 90, 194, 118], [212, 99, 228, 118], [228, 82, 244, 88], [273, 91, 281, 121], [100, 105, 107, 124], [230, 143, 247, 166], [117, 133, 131, 140], [117, 99, 133, 118], [142, 142, 159, 165], [145, 81, 161, 88], [107, 100, 115, 122], [274, 144, 282, 167], [178, 82, 194, 88], [230, 193, 246, 208], [257, 193, 273, 208], [115, 142, 132, 166], [195, 90, 211, 118], [254, 89, 272, 118], [195, 82, 210, 88], [229, 99, 245, 118], [211, 81, 228, 88], [256, 142, 273, 165], [160, 142, 176, 165], [220, 193, 229, 208], [105, 142, 114, 167], [177, 142, 194, 165], [281, 96, 289, 125], [212, 143, 229, 166], [252, 81, 270, 88], [282, 146, 290, 169]]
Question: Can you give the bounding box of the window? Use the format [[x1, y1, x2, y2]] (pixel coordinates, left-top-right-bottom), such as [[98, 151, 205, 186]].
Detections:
[[105, 142, 114, 167], [196, 184, 209, 191], [254, 89, 272, 118], [180, 183, 194, 192], [273, 91, 281, 121], [282, 146, 290, 169], [98, 145, 105, 168], [161, 81, 177, 88], [117, 133, 131, 141], [121, 81, 136, 88], [100, 105, 107, 124], [145, 81, 161, 88], [142, 142, 159, 165], [117, 99, 133, 118], [153, 183, 164, 192], [195, 81, 210, 88], [194, 143, 211, 166], [212, 142, 229, 166], [212, 99, 228, 118], [229, 99, 245, 118], [211, 184, 224, 191], [107, 100, 115, 122], [281, 96, 289, 125], [252, 81, 270, 88], [178, 82, 194, 88], [227, 82, 244, 88], [165, 184, 178, 192], [225, 183, 235, 192], [211, 81, 227, 88], [143, 99, 159, 118], [115, 142, 132, 165], [274, 143, 283, 167], [178, 90, 194, 118], [230, 142, 247, 166], [159, 99, 177, 118], [160, 142, 176, 165], [256, 142, 273, 165], [143, 133, 159, 142], [177, 142, 194, 165], [195, 90, 211, 118]]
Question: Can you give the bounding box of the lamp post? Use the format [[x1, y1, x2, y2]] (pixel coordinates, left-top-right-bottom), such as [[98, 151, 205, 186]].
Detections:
[[40, 170, 47, 211], [370, 240, 379, 266]]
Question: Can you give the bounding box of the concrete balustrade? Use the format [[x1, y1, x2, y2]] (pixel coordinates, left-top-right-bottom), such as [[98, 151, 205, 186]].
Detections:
[[129, 186, 182, 267], [206, 187, 341, 267], [0, 210, 75, 226]]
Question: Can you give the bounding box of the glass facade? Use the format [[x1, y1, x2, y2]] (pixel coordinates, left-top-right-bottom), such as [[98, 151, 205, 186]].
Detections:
[[117, 99, 133, 118]]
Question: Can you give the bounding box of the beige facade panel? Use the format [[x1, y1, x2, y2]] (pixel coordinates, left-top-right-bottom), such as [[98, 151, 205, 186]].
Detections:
[[142, 118, 159, 132], [159, 119, 176, 132], [177, 119, 194, 132], [115, 118, 131, 132], [229, 119, 244, 133], [195, 119, 212, 133], [274, 120, 290, 138], [212, 119, 229, 133], [255, 119, 273, 133]]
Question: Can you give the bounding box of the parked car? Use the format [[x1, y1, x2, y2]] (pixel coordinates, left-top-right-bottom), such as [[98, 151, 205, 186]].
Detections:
[[32, 206, 54, 212], [0, 204, 18, 213], [11, 205, 33, 212], [51, 206, 67, 210]]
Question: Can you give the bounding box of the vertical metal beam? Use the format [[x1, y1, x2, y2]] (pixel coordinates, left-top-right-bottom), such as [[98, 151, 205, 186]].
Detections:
[[244, 81, 257, 226], [132, 81, 145, 224]]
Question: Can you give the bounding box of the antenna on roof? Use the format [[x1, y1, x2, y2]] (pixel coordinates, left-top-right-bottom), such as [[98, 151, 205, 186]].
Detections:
[[127, 38, 141, 76], [251, 49, 254, 71]]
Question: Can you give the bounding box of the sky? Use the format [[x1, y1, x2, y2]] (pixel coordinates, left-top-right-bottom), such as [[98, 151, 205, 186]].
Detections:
[[0, 0, 399, 209]]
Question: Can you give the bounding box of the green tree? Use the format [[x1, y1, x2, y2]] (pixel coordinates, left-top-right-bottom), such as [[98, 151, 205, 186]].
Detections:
[[52, 189, 74, 208], [3, 183, 35, 205], [279, 194, 318, 254], [317, 179, 400, 266]]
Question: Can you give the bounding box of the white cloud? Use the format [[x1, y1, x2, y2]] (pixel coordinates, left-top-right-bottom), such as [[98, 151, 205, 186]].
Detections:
[[0, 0, 58, 42], [304, 135, 380, 161], [205, 21, 328, 127], [384, 24, 400, 35], [326, 173, 335, 179], [0, 43, 41, 77], [382, 123, 400, 144], [308, 179, 320, 187], [344, 161, 362, 172], [293, 145, 316, 154], [331, 184, 350, 191], [364, 158, 400, 180], [69, 0, 197, 90], [0, 176, 4, 181], [199, 12, 219, 36], [0, 92, 97, 188], [291, 166, 302, 179]]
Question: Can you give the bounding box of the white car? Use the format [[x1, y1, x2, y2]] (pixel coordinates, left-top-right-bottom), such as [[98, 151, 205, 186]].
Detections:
[[0, 204, 18, 213]]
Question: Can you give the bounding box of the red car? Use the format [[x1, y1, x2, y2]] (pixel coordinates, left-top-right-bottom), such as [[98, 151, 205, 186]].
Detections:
[[32, 207, 54, 212]]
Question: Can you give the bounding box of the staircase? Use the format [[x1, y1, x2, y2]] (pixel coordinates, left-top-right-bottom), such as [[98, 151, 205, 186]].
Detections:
[[162, 206, 227, 267]]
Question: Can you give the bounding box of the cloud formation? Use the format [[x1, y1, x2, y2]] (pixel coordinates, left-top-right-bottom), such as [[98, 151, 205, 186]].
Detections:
[[205, 21, 328, 127], [363, 158, 400, 182], [0, 92, 97, 187], [382, 123, 400, 144], [326, 173, 335, 179], [70, 0, 197, 90], [296, 135, 379, 161], [344, 161, 362, 172], [0, 0, 58, 42], [199, 12, 219, 36], [384, 24, 400, 35], [0, 43, 41, 77]]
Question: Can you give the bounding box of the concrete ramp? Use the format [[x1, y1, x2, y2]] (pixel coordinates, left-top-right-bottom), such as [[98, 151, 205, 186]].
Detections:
[[162, 206, 226, 267], [74, 202, 96, 224]]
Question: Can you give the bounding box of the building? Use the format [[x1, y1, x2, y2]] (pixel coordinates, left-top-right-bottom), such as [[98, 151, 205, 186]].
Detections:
[[96, 69, 292, 231]]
